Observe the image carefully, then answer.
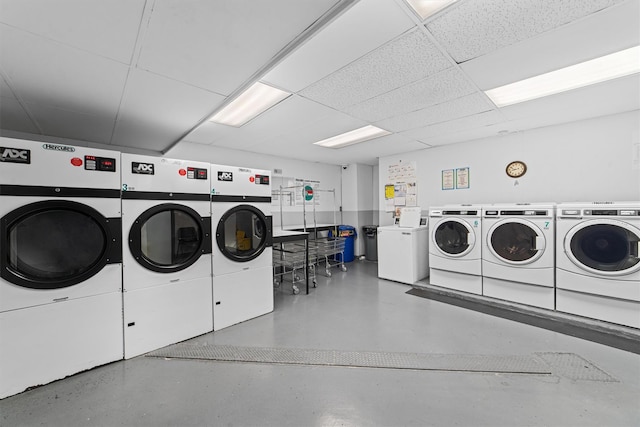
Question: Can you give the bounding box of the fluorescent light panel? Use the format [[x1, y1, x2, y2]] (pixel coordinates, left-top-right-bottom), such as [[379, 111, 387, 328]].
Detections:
[[405, 0, 458, 20], [209, 81, 291, 127], [313, 125, 391, 149], [485, 45, 640, 107]]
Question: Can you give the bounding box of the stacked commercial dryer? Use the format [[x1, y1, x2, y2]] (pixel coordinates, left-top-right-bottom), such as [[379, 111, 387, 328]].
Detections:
[[429, 205, 483, 294], [121, 154, 213, 358], [210, 164, 273, 331], [555, 202, 640, 328], [0, 138, 123, 398], [482, 204, 555, 309]]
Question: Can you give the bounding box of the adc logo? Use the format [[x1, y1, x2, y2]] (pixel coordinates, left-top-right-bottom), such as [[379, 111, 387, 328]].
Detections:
[[132, 162, 154, 175], [218, 171, 233, 181], [0, 147, 31, 164]]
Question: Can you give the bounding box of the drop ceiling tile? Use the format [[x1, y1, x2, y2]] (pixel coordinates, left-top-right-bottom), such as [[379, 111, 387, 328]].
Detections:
[[344, 67, 477, 122], [426, 0, 623, 63], [0, 24, 129, 116], [0, 97, 40, 134], [325, 133, 430, 164], [263, 0, 415, 92], [461, 0, 640, 90], [136, 0, 341, 95], [207, 98, 367, 152], [497, 74, 640, 125], [375, 93, 495, 132], [112, 69, 226, 151], [402, 110, 505, 144], [299, 29, 452, 110], [25, 102, 115, 144], [0, 0, 145, 63]]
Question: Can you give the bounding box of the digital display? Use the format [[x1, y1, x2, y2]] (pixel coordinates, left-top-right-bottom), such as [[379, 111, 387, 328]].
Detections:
[[85, 155, 116, 172], [255, 174, 270, 185], [187, 167, 208, 179]]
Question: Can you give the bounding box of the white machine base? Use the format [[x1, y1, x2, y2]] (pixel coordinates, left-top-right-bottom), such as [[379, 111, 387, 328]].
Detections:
[[556, 289, 640, 329], [556, 269, 640, 301], [482, 262, 554, 288], [213, 266, 274, 331], [482, 277, 554, 310], [429, 268, 482, 295], [124, 277, 213, 359], [0, 292, 123, 399]]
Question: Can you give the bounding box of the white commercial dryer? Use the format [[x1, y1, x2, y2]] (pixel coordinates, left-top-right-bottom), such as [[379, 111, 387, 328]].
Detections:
[[210, 164, 273, 331], [556, 202, 640, 328], [429, 205, 483, 295], [0, 138, 123, 399], [482, 204, 555, 309], [121, 154, 213, 358]]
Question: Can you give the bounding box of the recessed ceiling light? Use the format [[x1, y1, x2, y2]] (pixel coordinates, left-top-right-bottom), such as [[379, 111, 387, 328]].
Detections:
[[313, 125, 391, 149], [485, 45, 640, 107], [209, 81, 291, 127], [405, 0, 458, 20]]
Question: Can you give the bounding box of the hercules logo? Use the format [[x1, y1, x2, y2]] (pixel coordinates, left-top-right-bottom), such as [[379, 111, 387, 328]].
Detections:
[[0, 147, 31, 164]]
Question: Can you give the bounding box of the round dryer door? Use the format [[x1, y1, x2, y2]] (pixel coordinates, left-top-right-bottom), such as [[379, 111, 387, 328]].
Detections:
[[216, 204, 272, 262], [433, 219, 475, 257], [488, 219, 545, 264], [565, 219, 640, 276], [0, 200, 121, 289], [129, 204, 211, 273]]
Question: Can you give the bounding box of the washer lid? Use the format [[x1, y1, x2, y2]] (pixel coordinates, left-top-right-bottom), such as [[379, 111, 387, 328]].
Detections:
[[565, 219, 640, 276], [488, 218, 546, 265]]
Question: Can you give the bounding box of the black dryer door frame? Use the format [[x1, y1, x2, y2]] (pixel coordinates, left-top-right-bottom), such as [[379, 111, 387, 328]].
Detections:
[[216, 204, 272, 263], [128, 203, 212, 274], [0, 199, 122, 290]]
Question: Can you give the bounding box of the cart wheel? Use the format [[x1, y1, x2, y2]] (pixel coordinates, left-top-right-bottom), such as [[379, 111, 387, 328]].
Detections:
[[274, 280, 280, 287], [312, 280, 317, 287], [326, 270, 332, 277], [293, 286, 300, 295], [294, 275, 300, 281], [340, 265, 347, 272]]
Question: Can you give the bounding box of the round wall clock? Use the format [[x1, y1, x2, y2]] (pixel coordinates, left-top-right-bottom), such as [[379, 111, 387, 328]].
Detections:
[[506, 161, 527, 178]]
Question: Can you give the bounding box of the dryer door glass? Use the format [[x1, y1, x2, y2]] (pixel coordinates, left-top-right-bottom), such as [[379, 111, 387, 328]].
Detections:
[[216, 205, 271, 262], [490, 222, 539, 262], [130, 204, 210, 273], [569, 224, 640, 272], [2, 203, 111, 289], [434, 221, 470, 255]]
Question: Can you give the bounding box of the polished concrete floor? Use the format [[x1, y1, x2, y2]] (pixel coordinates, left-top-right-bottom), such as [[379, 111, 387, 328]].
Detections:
[[2, 260, 639, 426]]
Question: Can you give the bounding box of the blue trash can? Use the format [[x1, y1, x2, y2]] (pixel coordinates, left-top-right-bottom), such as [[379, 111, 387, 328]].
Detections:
[[333, 225, 356, 263]]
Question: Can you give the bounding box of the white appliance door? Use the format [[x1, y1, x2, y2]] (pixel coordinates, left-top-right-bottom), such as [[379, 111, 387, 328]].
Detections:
[[565, 219, 640, 276], [213, 204, 272, 275], [488, 219, 545, 265], [432, 218, 475, 258]]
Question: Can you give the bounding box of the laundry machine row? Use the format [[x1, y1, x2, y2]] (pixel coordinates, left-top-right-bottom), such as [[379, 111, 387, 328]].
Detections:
[[0, 138, 274, 397], [429, 202, 640, 329]]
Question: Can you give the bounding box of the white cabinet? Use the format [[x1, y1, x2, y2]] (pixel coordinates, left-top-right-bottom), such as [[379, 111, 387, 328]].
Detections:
[[377, 226, 429, 284]]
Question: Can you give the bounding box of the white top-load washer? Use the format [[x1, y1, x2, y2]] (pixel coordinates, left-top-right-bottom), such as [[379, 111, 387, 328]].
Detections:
[[0, 138, 123, 398], [556, 202, 640, 328], [121, 154, 213, 358], [429, 205, 483, 295], [481, 203, 555, 309], [378, 208, 429, 285], [210, 164, 273, 331]]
